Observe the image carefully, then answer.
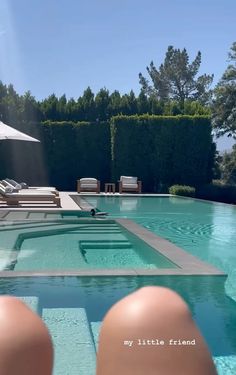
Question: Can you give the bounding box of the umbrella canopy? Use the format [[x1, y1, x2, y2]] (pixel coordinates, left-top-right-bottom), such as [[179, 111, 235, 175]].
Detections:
[[0, 121, 40, 142]]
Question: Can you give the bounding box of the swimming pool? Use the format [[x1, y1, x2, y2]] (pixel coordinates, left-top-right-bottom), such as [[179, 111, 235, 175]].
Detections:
[[81, 195, 236, 300], [0, 219, 177, 271], [0, 196, 236, 374], [0, 275, 235, 374]]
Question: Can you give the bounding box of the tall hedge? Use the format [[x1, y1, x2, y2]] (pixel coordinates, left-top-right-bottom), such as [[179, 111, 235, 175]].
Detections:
[[41, 121, 111, 190], [0, 116, 214, 192], [0, 121, 49, 186], [111, 115, 214, 192], [0, 121, 111, 191]]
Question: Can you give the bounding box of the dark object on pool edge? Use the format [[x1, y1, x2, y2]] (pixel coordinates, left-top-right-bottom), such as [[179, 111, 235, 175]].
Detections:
[[80, 249, 88, 263], [90, 209, 108, 217]]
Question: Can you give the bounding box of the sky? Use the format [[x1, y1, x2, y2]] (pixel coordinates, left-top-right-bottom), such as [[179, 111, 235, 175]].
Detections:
[[0, 0, 235, 151]]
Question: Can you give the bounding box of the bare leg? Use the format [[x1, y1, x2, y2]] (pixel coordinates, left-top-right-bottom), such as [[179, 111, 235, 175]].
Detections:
[[96, 286, 217, 375], [0, 296, 53, 375]]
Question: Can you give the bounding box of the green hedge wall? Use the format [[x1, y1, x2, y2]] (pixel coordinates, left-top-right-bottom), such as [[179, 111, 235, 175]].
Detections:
[[0, 116, 214, 192], [41, 121, 111, 190], [196, 182, 236, 204], [0, 121, 111, 190], [0, 121, 49, 186], [111, 115, 213, 192]]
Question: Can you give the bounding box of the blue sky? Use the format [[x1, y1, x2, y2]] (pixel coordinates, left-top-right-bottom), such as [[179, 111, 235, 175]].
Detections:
[[0, 0, 235, 150]]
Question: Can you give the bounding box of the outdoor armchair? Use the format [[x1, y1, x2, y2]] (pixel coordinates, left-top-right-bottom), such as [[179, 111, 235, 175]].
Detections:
[[118, 176, 142, 194], [77, 178, 100, 193]]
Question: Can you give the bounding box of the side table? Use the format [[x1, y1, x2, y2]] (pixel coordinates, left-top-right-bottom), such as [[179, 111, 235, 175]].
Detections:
[[105, 183, 116, 194]]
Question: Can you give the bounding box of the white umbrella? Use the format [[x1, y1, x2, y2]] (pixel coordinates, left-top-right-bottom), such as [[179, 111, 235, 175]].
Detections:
[[0, 121, 40, 142]]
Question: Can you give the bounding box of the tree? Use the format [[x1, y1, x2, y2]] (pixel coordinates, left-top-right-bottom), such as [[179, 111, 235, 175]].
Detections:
[[212, 42, 236, 139], [66, 98, 76, 121], [19, 91, 42, 122], [108, 90, 122, 117], [220, 146, 236, 184], [40, 94, 59, 121], [3, 84, 21, 124], [139, 46, 213, 108], [219, 144, 236, 185], [137, 91, 150, 114], [81, 87, 96, 121], [95, 88, 110, 121], [57, 94, 67, 121], [125, 90, 138, 115]]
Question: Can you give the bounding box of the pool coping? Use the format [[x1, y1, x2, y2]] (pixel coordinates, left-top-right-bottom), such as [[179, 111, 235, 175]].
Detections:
[[0, 218, 226, 278], [116, 219, 226, 276]]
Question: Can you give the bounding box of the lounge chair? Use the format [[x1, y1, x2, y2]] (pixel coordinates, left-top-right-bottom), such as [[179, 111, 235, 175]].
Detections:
[[77, 178, 100, 193], [0, 184, 61, 207], [2, 179, 58, 195], [118, 176, 142, 194]]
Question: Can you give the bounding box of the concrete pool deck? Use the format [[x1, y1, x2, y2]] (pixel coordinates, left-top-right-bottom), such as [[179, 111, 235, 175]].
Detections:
[[0, 192, 174, 211], [0, 192, 81, 211]]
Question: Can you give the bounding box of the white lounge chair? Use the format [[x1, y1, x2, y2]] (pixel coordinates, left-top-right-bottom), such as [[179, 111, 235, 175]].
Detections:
[[77, 178, 100, 193], [0, 183, 61, 207], [2, 179, 58, 195], [118, 176, 142, 194]]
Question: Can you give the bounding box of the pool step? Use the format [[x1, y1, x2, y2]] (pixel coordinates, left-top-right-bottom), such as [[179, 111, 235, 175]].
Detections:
[[90, 321, 102, 352], [214, 355, 236, 375], [17, 296, 39, 313], [79, 240, 135, 267], [42, 308, 96, 375], [74, 230, 121, 235], [72, 224, 121, 235], [80, 240, 132, 250]]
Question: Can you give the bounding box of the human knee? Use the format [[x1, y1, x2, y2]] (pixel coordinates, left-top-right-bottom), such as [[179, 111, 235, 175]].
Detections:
[[135, 286, 191, 318], [104, 286, 192, 325], [0, 296, 53, 375]]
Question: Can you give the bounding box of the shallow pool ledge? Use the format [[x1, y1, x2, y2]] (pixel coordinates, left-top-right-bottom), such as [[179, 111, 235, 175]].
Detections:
[[0, 219, 226, 278], [116, 219, 226, 277]]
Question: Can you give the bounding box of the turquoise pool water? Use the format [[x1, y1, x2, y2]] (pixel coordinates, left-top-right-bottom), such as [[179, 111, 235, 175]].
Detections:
[[0, 275, 235, 374], [0, 196, 236, 374], [0, 220, 176, 270], [83, 196, 236, 301]]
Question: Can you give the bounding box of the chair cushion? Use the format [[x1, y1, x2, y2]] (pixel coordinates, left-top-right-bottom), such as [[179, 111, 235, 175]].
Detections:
[[80, 178, 98, 188], [20, 182, 28, 188], [32, 187, 56, 191], [0, 183, 6, 195], [80, 178, 98, 183], [5, 179, 27, 189], [2, 180, 22, 191], [5, 186, 14, 193], [120, 176, 138, 184], [5, 191, 55, 197], [80, 184, 98, 188], [122, 183, 138, 189], [5, 179, 18, 186]]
